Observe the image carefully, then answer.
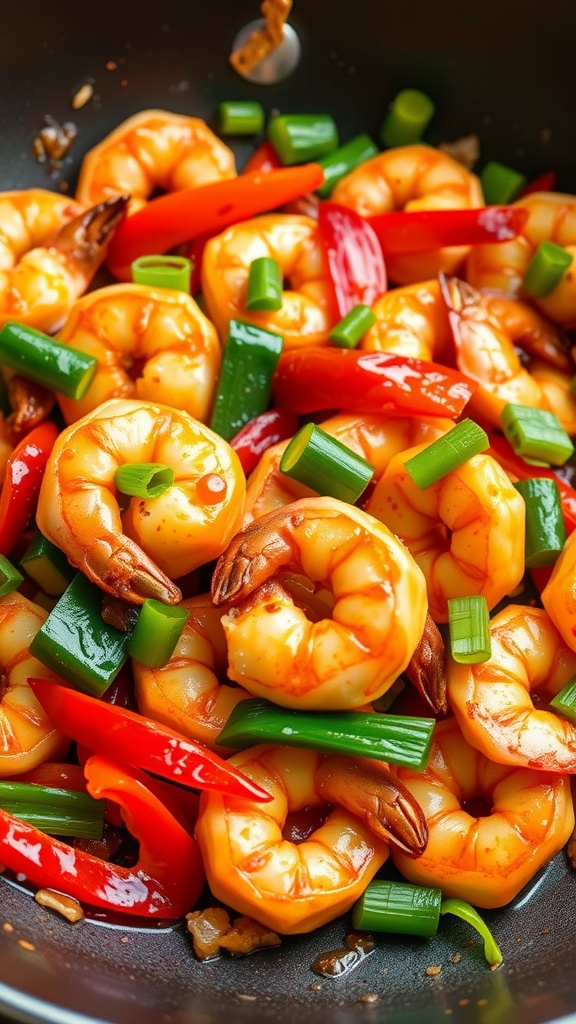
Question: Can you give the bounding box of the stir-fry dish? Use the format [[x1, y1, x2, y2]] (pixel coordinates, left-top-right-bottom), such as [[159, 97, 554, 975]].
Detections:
[[1, 91, 576, 972]]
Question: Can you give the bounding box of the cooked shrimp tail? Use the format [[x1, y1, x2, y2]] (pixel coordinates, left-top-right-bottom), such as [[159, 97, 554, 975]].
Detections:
[[212, 507, 298, 604], [405, 613, 448, 715], [56, 194, 129, 275]]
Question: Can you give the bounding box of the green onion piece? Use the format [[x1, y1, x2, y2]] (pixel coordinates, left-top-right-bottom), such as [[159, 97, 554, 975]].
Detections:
[[0, 322, 97, 400], [246, 257, 283, 311], [209, 320, 283, 441], [440, 898, 503, 969], [0, 782, 104, 839], [514, 478, 566, 567], [549, 676, 576, 725], [279, 422, 374, 503], [131, 255, 192, 293], [267, 114, 339, 165], [500, 403, 574, 466], [29, 572, 136, 696], [115, 463, 174, 499], [217, 698, 435, 770], [522, 242, 573, 298], [352, 880, 442, 937], [379, 89, 435, 148], [448, 595, 491, 664], [328, 304, 377, 349], [128, 598, 189, 668], [0, 554, 24, 597], [480, 161, 527, 205], [316, 134, 379, 198], [20, 530, 77, 596], [219, 101, 265, 135], [403, 419, 489, 489]]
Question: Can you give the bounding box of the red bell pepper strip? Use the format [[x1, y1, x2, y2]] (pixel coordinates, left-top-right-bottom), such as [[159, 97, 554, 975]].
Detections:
[[229, 408, 300, 476], [487, 432, 576, 536], [366, 206, 528, 254], [0, 755, 204, 918], [243, 140, 282, 175], [272, 348, 476, 419], [10, 762, 87, 791], [0, 420, 58, 556], [518, 170, 557, 197], [318, 202, 387, 318], [107, 163, 325, 280], [28, 678, 272, 803]]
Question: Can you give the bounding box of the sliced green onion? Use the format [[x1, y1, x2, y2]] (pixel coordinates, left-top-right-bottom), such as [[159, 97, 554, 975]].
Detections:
[[403, 419, 489, 489], [219, 101, 265, 135], [440, 899, 503, 969], [0, 322, 97, 400], [0, 781, 104, 839], [128, 598, 189, 668], [20, 531, 76, 597], [328, 304, 377, 349], [131, 255, 192, 293], [522, 242, 573, 298], [246, 257, 283, 311], [267, 113, 339, 165], [115, 463, 174, 499], [379, 89, 435, 148], [480, 161, 527, 205], [500, 403, 574, 466], [279, 422, 374, 503], [448, 595, 491, 664], [316, 134, 379, 198], [217, 698, 435, 770], [209, 320, 283, 441], [0, 554, 24, 597], [29, 572, 135, 696], [352, 881, 442, 938], [550, 676, 576, 725], [514, 478, 566, 567]]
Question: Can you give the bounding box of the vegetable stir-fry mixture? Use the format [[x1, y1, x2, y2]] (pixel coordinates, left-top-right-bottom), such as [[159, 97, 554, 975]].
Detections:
[[1, 87, 576, 970]]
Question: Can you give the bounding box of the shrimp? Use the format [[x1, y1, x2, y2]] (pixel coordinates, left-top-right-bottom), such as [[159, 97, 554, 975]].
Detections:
[[75, 109, 236, 213], [0, 190, 127, 333], [361, 278, 453, 361], [391, 717, 574, 909], [331, 145, 483, 285], [0, 592, 69, 777], [195, 744, 427, 933], [366, 450, 525, 623], [447, 605, 576, 772], [466, 191, 576, 328], [36, 398, 246, 605], [133, 594, 251, 751], [542, 531, 576, 654], [211, 496, 428, 710], [55, 283, 221, 425], [201, 214, 335, 347], [440, 274, 576, 429]]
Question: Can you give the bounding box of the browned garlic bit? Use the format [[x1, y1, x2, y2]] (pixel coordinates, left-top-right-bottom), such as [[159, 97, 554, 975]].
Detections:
[[186, 907, 281, 960], [230, 0, 292, 74], [71, 82, 94, 110], [438, 134, 481, 170], [35, 888, 85, 923]]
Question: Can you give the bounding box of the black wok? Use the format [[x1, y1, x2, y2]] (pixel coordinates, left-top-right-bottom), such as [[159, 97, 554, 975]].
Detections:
[[0, 2, 575, 1023]]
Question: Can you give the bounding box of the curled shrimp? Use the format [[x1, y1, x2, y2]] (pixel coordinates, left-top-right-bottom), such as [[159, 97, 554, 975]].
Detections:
[[195, 743, 427, 933], [36, 398, 246, 605], [201, 214, 335, 347], [441, 274, 576, 430], [361, 278, 454, 361], [366, 450, 525, 623], [55, 283, 221, 425], [0, 190, 127, 333], [542, 532, 576, 654], [211, 496, 428, 710], [447, 605, 576, 771], [0, 592, 69, 777], [331, 144, 483, 284], [76, 109, 236, 213], [392, 717, 574, 909], [466, 191, 576, 328]]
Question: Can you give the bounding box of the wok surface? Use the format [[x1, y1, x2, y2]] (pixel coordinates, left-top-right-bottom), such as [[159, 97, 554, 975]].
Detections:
[[1, 2, 576, 1022]]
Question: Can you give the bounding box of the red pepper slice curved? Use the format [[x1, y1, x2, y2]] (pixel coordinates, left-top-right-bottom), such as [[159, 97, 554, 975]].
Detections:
[[243, 141, 282, 175], [318, 202, 387, 319], [107, 163, 324, 280], [272, 347, 475, 419], [0, 420, 58, 556], [28, 678, 272, 803], [229, 409, 300, 476], [487, 432, 576, 536], [0, 755, 204, 918], [366, 206, 529, 254], [519, 171, 557, 197]]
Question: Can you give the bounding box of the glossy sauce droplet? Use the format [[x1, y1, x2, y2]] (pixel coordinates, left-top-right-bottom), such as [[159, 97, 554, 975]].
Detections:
[[196, 474, 227, 505]]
